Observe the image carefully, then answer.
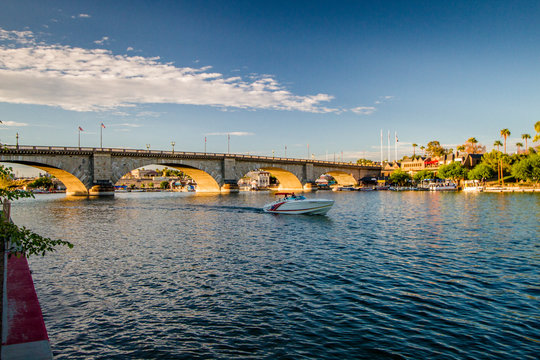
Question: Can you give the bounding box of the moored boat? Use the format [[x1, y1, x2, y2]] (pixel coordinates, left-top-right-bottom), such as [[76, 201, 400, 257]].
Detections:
[[427, 182, 457, 191], [462, 180, 484, 192], [263, 193, 334, 215]]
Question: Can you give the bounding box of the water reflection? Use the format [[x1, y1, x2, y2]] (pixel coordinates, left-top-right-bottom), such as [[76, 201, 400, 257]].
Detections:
[[10, 191, 540, 359]]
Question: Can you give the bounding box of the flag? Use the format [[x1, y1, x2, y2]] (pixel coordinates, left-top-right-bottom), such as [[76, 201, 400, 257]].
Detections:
[[101, 123, 105, 128], [395, 133, 399, 142], [78, 126, 84, 131]]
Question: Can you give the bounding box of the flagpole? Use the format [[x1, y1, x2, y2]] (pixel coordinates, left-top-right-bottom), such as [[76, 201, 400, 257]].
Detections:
[[78, 128, 81, 148], [395, 131, 397, 161], [380, 129, 383, 164], [204, 137, 207, 153], [100, 125, 103, 148], [387, 130, 390, 163]]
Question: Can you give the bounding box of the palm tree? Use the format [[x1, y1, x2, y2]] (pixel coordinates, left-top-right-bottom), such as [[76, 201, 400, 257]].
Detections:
[[500, 128, 511, 154], [420, 145, 425, 156], [516, 142, 523, 154], [466, 137, 478, 154], [493, 140, 503, 151], [521, 134, 531, 152], [535, 121, 540, 134], [412, 143, 418, 157], [457, 145, 465, 155]]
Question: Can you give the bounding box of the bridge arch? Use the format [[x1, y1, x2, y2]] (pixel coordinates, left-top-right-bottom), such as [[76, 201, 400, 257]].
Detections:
[[240, 166, 302, 191], [112, 161, 222, 193], [163, 164, 221, 192], [322, 170, 357, 187], [1, 161, 88, 196]]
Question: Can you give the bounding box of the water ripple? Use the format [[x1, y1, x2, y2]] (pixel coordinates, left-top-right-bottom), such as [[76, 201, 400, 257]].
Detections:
[[10, 191, 540, 359]]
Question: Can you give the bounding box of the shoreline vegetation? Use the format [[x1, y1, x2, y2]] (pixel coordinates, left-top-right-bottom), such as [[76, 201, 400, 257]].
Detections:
[[380, 122, 540, 189]]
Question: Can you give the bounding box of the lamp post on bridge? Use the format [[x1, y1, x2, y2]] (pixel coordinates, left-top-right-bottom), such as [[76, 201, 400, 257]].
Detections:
[[146, 144, 150, 153], [171, 141, 175, 154], [284, 145, 287, 158], [16, 132, 19, 149]]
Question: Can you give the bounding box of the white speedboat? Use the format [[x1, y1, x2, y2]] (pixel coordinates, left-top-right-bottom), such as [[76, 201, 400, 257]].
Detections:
[[263, 193, 334, 215]]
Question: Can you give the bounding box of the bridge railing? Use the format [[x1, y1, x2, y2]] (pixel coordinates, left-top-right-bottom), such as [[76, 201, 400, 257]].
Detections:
[[0, 145, 381, 168]]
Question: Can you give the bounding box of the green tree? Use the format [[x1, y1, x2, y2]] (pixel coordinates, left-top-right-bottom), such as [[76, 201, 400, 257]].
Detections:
[[412, 143, 418, 157], [160, 180, 170, 189], [516, 142, 523, 153], [426, 141, 448, 157], [420, 145, 425, 156], [389, 170, 412, 186], [437, 162, 468, 183], [356, 158, 374, 165], [27, 175, 53, 189], [468, 163, 495, 181], [511, 154, 540, 183], [493, 140, 503, 152], [500, 128, 511, 154], [413, 169, 435, 183], [0, 165, 73, 258]]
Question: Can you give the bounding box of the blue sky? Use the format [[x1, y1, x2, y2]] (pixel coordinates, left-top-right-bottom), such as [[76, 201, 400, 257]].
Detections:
[[1, 0, 539, 170]]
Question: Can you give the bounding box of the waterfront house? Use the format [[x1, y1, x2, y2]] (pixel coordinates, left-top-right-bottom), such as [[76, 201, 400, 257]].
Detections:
[[462, 153, 483, 169]]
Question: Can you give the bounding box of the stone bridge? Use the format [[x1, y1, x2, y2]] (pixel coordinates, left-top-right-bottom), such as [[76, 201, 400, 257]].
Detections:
[[0, 145, 381, 196]]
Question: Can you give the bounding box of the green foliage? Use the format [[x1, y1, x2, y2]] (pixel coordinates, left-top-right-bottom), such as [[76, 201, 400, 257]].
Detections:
[[426, 140, 449, 157], [437, 162, 468, 181], [413, 169, 435, 183], [0, 217, 73, 258], [160, 180, 170, 189], [389, 170, 412, 186], [27, 175, 53, 189], [468, 163, 495, 181], [511, 154, 540, 183], [356, 158, 374, 165], [162, 168, 186, 177], [0, 165, 73, 258], [481, 150, 511, 174]]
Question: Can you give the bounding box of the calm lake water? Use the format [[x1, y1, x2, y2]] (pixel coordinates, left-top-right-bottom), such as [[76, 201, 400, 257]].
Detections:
[[11, 191, 540, 359]]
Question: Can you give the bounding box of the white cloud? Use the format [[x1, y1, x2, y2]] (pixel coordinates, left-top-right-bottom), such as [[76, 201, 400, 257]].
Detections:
[[126, 47, 134, 51], [136, 111, 161, 118], [205, 132, 254, 136], [78, 14, 91, 18], [375, 95, 395, 104], [93, 36, 109, 45], [109, 123, 143, 128], [0, 29, 35, 45], [0, 27, 337, 113], [1, 120, 28, 126], [351, 106, 376, 115]]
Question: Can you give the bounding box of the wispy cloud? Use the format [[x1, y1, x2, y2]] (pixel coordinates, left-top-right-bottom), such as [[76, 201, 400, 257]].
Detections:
[[0, 120, 28, 126], [351, 106, 376, 115], [0, 27, 337, 114], [109, 123, 143, 128], [0, 29, 35, 45], [374, 95, 394, 104], [93, 36, 109, 45], [136, 111, 161, 118], [72, 14, 91, 19], [205, 132, 255, 136]]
